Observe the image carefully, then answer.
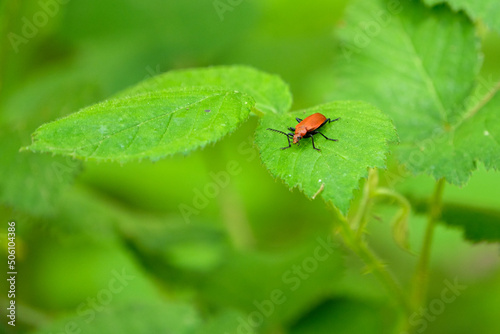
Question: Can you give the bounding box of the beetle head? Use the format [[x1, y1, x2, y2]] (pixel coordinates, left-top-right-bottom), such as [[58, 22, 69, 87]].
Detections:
[[293, 128, 307, 144], [293, 134, 302, 144]]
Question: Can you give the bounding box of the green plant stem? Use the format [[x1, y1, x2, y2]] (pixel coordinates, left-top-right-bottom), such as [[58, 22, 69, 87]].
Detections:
[[335, 209, 412, 314], [218, 185, 255, 250], [373, 187, 413, 251], [411, 178, 446, 310], [353, 168, 377, 238], [373, 187, 411, 211], [200, 148, 254, 250], [251, 106, 265, 117]]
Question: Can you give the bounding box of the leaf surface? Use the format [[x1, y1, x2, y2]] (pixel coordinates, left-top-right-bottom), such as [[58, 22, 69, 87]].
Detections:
[[255, 101, 397, 214], [412, 199, 500, 243], [33, 301, 202, 334], [423, 0, 500, 33], [441, 203, 500, 243], [331, 0, 500, 185], [27, 88, 253, 162], [290, 298, 397, 334], [118, 65, 292, 115]]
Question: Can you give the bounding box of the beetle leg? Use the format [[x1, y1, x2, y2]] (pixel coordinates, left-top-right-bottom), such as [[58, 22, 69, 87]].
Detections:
[[296, 118, 303, 123], [316, 131, 338, 142], [267, 128, 293, 149], [317, 119, 329, 130], [267, 128, 296, 150], [311, 135, 321, 151], [318, 117, 341, 130], [281, 135, 292, 150], [288, 127, 295, 132]]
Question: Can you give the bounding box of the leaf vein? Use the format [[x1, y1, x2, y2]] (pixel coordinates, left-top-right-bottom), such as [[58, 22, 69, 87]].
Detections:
[[396, 17, 448, 122], [73, 93, 224, 152]]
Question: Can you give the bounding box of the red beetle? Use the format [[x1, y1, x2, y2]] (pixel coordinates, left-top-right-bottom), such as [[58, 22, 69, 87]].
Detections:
[[267, 113, 340, 151]]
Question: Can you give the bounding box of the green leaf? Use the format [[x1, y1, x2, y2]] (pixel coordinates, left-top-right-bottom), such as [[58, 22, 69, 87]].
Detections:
[[423, 0, 500, 33], [201, 236, 345, 327], [26, 88, 253, 162], [398, 90, 500, 184], [0, 128, 79, 216], [255, 101, 398, 214], [441, 203, 500, 243], [34, 301, 253, 334], [118, 216, 228, 273], [412, 199, 500, 243], [33, 301, 202, 334], [330, 0, 500, 185], [118, 65, 292, 115], [290, 298, 397, 334], [196, 310, 257, 334], [391, 207, 411, 251]]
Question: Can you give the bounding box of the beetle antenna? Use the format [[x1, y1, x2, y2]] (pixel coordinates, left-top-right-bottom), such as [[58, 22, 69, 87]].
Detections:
[[267, 128, 292, 137]]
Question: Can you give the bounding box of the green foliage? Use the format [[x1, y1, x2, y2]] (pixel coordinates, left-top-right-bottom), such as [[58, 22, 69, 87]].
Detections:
[[35, 301, 255, 334], [121, 215, 345, 328], [2, 0, 500, 333], [0, 66, 100, 215], [26, 67, 397, 214], [412, 200, 500, 243], [441, 204, 500, 242], [118, 66, 292, 115], [0, 128, 79, 215], [290, 298, 396, 334], [256, 101, 398, 214], [118, 215, 228, 273], [331, 0, 500, 185], [25, 66, 295, 162], [27, 88, 254, 161], [33, 301, 202, 334], [423, 0, 500, 33], [197, 311, 257, 334], [200, 240, 345, 326]]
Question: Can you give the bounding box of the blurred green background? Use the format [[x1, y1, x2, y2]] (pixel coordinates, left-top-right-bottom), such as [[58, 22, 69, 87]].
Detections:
[[1, 0, 499, 333]]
